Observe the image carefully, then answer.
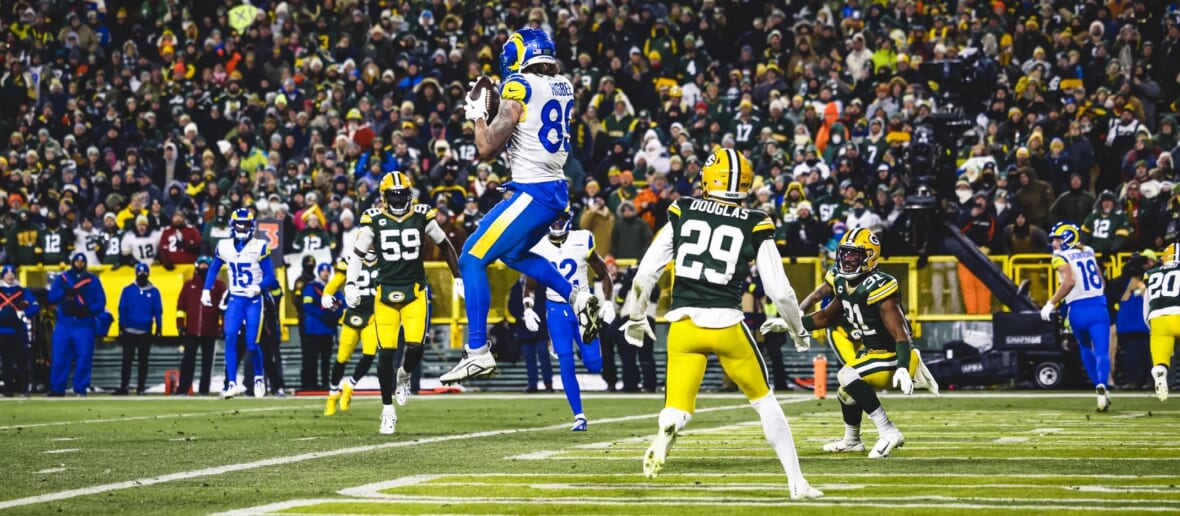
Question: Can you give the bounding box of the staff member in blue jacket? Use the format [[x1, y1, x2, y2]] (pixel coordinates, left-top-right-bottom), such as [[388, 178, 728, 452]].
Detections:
[[0, 265, 39, 397], [302, 263, 342, 389], [47, 253, 106, 397], [116, 263, 163, 395]]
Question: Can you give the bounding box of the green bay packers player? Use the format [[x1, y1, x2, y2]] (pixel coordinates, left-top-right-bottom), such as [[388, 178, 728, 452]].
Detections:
[[1144, 243, 1180, 402], [322, 251, 378, 416], [801, 229, 937, 458], [347, 171, 462, 434], [623, 148, 822, 499]]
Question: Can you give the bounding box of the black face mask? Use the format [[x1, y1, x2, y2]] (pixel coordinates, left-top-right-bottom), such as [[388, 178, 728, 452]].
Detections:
[[136, 274, 149, 286], [854, 207, 866, 217]]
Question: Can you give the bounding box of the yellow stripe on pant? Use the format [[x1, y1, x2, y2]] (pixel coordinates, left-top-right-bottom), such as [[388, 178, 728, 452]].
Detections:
[[845, 349, 920, 391], [1149, 314, 1180, 368], [374, 284, 429, 350], [665, 319, 770, 414], [337, 314, 378, 363]]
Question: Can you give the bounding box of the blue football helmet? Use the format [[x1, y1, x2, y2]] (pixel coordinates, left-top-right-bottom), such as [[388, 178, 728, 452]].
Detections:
[[231, 208, 255, 241], [500, 27, 556, 77], [548, 210, 572, 241], [1049, 222, 1081, 250]]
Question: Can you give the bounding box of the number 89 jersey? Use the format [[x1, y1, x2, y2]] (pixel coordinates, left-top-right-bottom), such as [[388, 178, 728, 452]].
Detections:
[[1051, 247, 1105, 304], [359, 205, 435, 289], [500, 72, 574, 183], [832, 270, 901, 352], [666, 197, 775, 311]]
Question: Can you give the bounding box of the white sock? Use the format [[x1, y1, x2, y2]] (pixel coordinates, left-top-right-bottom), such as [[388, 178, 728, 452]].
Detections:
[[574, 412, 586, 421], [466, 345, 490, 356], [844, 424, 861, 442], [657, 407, 692, 433], [868, 407, 896, 434], [751, 393, 805, 487], [382, 404, 397, 417]]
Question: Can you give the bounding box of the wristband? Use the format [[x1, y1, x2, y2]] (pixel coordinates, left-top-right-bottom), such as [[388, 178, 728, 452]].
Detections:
[[801, 315, 816, 331], [895, 340, 912, 371]]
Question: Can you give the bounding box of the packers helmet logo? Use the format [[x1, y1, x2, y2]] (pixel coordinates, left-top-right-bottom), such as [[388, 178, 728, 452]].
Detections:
[[349, 315, 363, 326], [868, 233, 880, 246], [387, 291, 406, 303], [379, 218, 387, 226], [704, 152, 718, 167], [850, 329, 864, 340]]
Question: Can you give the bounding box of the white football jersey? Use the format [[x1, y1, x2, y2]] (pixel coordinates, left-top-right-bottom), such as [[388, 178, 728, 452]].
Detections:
[[121, 229, 162, 265], [74, 227, 103, 266], [530, 229, 594, 304], [1052, 246, 1105, 304], [500, 72, 573, 183], [216, 238, 270, 297]]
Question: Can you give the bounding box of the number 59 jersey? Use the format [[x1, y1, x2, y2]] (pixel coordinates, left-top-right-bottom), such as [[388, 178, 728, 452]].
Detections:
[[666, 197, 775, 312], [359, 204, 441, 289], [1051, 247, 1105, 305], [500, 72, 574, 183], [215, 238, 269, 296], [530, 230, 594, 304]]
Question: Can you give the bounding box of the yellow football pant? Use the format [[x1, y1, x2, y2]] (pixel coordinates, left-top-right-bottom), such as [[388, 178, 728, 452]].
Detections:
[[665, 319, 769, 414], [829, 325, 923, 373], [374, 285, 429, 350], [337, 316, 378, 363], [1150, 314, 1180, 368], [845, 349, 921, 390]]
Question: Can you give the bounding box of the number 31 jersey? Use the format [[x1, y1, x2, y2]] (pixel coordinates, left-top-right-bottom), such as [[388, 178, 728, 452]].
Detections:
[[666, 197, 775, 311], [1051, 247, 1104, 304], [530, 230, 594, 304], [1144, 263, 1180, 320], [500, 72, 574, 183], [832, 270, 901, 352], [359, 204, 438, 289]]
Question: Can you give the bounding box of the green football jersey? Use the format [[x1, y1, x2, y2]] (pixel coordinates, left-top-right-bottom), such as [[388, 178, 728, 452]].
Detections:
[[1144, 263, 1180, 319], [333, 256, 375, 322], [1081, 211, 1131, 255], [359, 204, 436, 291], [832, 269, 902, 351], [667, 197, 776, 311], [36, 227, 74, 265]]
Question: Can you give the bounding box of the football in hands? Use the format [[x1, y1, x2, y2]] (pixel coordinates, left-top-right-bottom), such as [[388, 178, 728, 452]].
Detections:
[[468, 76, 500, 121]]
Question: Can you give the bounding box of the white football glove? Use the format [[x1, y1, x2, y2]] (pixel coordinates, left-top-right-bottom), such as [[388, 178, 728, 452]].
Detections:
[[453, 277, 465, 300], [321, 294, 337, 310], [523, 307, 541, 332], [621, 316, 654, 347], [791, 329, 811, 353], [242, 284, 261, 298], [344, 283, 361, 308], [200, 289, 212, 307], [599, 301, 616, 325], [893, 367, 914, 395], [464, 83, 488, 121], [759, 317, 791, 335], [1039, 302, 1054, 322]]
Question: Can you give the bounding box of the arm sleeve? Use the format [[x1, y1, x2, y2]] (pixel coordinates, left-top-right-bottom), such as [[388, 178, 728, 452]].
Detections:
[[47, 275, 64, 304], [259, 258, 278, 291], [118, 287, 129, 323], [323, 262, 347, 296], [302, 284, 325, 319], [91, 277, 106, 315], [755, 239, 804, 333], [628, 222, 674, 318], [352, 226, 374, 258], [204, 256, 225, 290], [424, 217, 447, 245], [346, 247, 363, 285], [154, 290, 163, 328]]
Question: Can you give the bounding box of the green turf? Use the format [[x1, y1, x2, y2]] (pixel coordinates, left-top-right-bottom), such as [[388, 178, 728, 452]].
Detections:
[[1, 393, 1178, 515]]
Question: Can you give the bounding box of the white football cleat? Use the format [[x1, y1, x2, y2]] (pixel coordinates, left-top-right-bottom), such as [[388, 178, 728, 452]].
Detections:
[[912, 351, 940, 395], [379, 405, 397, 435], [253, 378, 266, 398], [868, 431, 905, 458], [1096, 384, 1110, 412], [439, 347, 497, 384], [642, 423, 678, 479], [570, 290, 603, 343], [220, 382, 245, 399], [571, 415, 588, 432], [790, 479, 825, 500], [821, 438, 865, 453], [395, 368, 412, 406], [1153, 365, 1169, 402]]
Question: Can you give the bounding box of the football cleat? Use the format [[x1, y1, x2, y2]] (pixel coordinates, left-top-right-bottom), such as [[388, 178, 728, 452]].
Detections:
[[253, 378, 266, 398], [395, 369, 412, 406], [340, 379, 356, 411], [571, 415, 588, 432], [642, 423, 678, 479], [324, 391, 340, 416], [868, 431, 905, 458], [1153, 365, 1169, 402], [790, 479, 825, 500], [1096, 384, 1110, 412], [379, 405, 397, 435], [911, 351, 940, 395], [571, 290, 603, 344], [439, 347, 497, 384], [220, 382, 245, 400], [821, 438, 865, 453]]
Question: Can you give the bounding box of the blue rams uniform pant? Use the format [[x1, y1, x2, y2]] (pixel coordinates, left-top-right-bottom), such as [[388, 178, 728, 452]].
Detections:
[[51, 316, 95, 394], [224, 295, 264, 383], [1067, 296, 1112, 388], [547, 301, 603, 417], [460, 180, 573, 350]]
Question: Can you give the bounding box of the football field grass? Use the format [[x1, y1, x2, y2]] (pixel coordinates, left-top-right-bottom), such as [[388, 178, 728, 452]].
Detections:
[[0, 392, 1178, 515]]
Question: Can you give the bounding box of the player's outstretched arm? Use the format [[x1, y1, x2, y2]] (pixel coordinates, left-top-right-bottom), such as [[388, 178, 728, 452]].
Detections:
[[880, 296, 913, 371], [588, 251, 613, 306], [755, 239, 804, 332], [475, 100, 522, 157], [802, 295, 843, 332], [800, 282, 833, 313], [425, 217, 461, 280]]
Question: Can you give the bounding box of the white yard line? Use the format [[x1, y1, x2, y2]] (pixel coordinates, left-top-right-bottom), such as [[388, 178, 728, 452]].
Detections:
[[0, 398, 810, 511], [42, 449, 78, 454], [34, 468, 66, 474], [0, 405, 318, 430]]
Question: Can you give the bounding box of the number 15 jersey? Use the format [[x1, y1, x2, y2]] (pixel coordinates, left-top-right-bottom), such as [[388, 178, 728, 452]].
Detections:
[[1051, 247, 1104, 304], [215, 238, 269, 296]]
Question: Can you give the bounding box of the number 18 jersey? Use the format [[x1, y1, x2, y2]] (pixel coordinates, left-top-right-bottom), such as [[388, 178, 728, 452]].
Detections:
[[500, 72, 574, 183], [1051, 247, 1105, 304], [666, 197, 775, 311]]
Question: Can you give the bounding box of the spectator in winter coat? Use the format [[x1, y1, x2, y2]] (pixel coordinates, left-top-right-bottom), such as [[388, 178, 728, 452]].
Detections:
[[1014, 167, 1055, 229], [1049, 173, 1097, 226], [159, 210, 202, 269], [958, 193, 997, 315], [47, 253, 106, 396], [776, 202, 830, 258], [176, 256, 224, 395], [116, 263, 163, 395], [610, 201, 652, 261], [0, 265, 39, 397]]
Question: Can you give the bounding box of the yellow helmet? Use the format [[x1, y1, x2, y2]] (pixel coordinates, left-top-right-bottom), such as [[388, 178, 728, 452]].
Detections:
[[836, 227, 882, 278], [379, 171, 414, 215], [701, 148, 754, 201], [1165, 242, 1180, 266]]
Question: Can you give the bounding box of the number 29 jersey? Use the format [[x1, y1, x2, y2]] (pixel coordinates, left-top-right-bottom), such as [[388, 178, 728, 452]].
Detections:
[[1144, 263, 1180, 320], [215, 238, 270, 296], [1051, 247, 1104, 304], [500, 72, 574, 183], [666, 197, 775, 312]]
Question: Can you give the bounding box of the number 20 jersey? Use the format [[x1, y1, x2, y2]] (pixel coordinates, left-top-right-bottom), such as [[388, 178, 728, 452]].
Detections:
[[666, 197, 775, 312], [1144, 263, 1180, 320], [500, 72, 574, 183], [1050, 247, 1104, 304], [359, 205, 434, 289]]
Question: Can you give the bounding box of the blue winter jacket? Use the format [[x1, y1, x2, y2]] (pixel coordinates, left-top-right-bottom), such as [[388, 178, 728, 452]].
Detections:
[[119, 282, 164, 333], [47, 270, 106, 322], [302, 280, 343, 336], [0, 283, 40, 334]]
